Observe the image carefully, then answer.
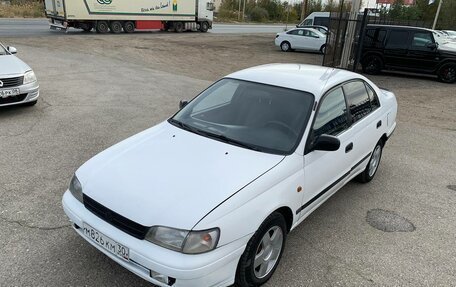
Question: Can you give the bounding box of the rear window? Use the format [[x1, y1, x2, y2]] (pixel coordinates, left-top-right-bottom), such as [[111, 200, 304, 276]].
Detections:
[[314, 17, 329, 27]]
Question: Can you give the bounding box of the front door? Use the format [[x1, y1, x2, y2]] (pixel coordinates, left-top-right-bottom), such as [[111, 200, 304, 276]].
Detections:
[[299, 87, 353, 218], [406, 31, 440, 72]]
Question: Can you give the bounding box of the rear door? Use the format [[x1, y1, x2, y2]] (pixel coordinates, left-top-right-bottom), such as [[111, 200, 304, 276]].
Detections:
[[44, 0, 65, 18], [384, 29, 410, 68]]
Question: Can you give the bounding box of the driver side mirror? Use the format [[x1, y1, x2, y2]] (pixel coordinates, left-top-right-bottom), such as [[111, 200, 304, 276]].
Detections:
[[312, 134, 340, 152], [7, 46, 17, 54], [179, 100, 188, 109], [426, 42, 438, 50]]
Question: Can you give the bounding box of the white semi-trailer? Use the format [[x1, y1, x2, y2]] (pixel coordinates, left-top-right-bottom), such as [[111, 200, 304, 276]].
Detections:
[[44, 0, 214, 33]]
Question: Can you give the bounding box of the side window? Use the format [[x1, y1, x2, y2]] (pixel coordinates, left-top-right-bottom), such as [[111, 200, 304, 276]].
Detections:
[[298, 30, 305, 36], [385, 30, 409, 49], [313, 87, 349, 137], [287, 30, 299, 35], [303, 19, 312, 26], [309, 31, 319, 38], [343, 81, 372, 123], [365, 83, 380, 110], [411, 32, 433, 49]]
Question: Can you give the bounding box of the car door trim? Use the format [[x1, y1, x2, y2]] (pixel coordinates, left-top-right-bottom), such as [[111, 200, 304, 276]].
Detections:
[[295, 152, 371, 215]]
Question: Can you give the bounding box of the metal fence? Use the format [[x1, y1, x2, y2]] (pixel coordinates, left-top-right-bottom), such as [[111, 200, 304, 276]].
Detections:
[[323, 9, 433, 72]]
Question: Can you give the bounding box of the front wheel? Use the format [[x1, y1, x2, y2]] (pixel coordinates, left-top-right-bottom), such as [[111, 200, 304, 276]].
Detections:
[[174, 22, 184, 33], [356, 140, 383, 183], [235, 212, 287, 287], [437, 63, 456, 83], [280, 41, 291, 52], [199, 21, 209, 33]]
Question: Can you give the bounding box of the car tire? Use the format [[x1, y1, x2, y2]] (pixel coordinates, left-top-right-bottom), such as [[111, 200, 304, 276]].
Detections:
[[356, 140, 383, 183], [362, 55, 382, 75], [235, 212, 287, 287], [123, 21, 135, 33], [437, 62, 456, 83], [199, 21, 209, 33], [22, 100, 37, 107], [174, 22, 184, 33], [320, 44, 326, 54], [110, 21, 123, 34], [95, 21, 109, 34], [280, 41, 291, 52]]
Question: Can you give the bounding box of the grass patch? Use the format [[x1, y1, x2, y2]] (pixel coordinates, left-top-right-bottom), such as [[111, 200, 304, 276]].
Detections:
[[0, 2, 44, 18]]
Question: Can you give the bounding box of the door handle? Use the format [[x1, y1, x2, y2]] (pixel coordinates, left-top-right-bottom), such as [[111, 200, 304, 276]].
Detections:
[[377, 120, 382, 129], [345, 143, 353, 153]]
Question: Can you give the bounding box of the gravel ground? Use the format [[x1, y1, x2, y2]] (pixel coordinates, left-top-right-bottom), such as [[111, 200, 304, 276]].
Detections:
[[0, 33, 455, 286]]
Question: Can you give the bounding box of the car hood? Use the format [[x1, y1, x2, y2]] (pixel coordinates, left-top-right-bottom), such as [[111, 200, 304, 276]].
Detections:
[[77, 121, 285, 230], [0, 55, 30, 76]]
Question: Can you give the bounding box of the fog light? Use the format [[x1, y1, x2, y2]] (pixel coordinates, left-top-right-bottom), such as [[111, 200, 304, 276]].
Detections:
[[150, 271, 176, 285]]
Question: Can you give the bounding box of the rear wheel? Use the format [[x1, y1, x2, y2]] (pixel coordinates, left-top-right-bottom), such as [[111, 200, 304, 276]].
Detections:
[[199, 21, 209, 33], [95, 21, 109, 34], [110, 21, 123, 34], [174, 22, 184, 33], [235, 212, 287, 287], [320, 44, 326, 54], [356, 140, 383, 183], [437, 63, 456, 83], [123, 21, 135, 33], [362, 55, 383, 75], [280, 41, 291, 52]]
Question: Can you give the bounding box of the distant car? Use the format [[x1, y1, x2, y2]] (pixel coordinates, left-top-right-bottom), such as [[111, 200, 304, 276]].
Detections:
[[361, 25, 456, 83], [0, 43, 39, 107], [275, 28, 327, 53], [295, 24, 328, 35], [62, 64, 397, 287], [441, 30, 456, 41]]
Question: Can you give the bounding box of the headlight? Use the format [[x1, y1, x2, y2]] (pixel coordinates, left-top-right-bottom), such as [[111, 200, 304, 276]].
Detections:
[[23, 70, 37, 85], [69, 175, 83, 203], [145, 226, 220, 254]]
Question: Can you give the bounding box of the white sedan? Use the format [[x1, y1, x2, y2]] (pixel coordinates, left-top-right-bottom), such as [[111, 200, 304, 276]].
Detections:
[[63, 64, 397, 287], [275, 28, 327, 53]]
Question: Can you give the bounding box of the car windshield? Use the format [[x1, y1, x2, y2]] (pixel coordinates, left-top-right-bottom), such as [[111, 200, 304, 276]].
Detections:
[[170, 79, 314, 155], [0, 44, 7, 56]]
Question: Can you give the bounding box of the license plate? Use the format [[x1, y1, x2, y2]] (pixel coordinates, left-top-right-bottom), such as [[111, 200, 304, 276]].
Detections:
[[82, 223, 129, 261], [0, 88, 20, 98]]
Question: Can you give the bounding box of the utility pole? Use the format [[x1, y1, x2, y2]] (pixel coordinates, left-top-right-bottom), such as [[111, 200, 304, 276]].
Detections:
[[340, 0, 362, 69], [238, 0, 241, 21], [432, 0, 443, 30], [242, 0, 246, 21], [300, 0, 308, 21]]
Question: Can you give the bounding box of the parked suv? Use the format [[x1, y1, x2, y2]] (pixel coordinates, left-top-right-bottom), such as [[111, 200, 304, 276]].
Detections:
[[361, 25, 456, 83]]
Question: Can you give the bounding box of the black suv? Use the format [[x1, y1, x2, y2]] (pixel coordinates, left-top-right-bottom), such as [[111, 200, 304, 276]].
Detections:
[[361, 25, 456, 83]]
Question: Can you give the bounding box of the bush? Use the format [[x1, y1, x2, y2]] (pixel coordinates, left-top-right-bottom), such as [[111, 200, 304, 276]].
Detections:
[[0, 1, 44, 18], [249, 7, 269, 22]]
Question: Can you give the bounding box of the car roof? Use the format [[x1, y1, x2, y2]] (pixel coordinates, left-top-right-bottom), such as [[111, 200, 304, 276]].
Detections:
[[226, 64, 363, 99], [367, 24, 434, 33]]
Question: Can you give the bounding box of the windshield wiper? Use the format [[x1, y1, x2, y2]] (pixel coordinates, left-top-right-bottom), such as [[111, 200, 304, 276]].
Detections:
[[204, 133, 263, 152], [169, 119, 262, 152]]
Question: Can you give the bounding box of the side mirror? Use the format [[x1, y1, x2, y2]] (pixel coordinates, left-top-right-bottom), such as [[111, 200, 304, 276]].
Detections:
[[312, 134, 340, 152], [7, 46, 17, 54], [179, 100, 188, 109], [426, 42, 437, 50]]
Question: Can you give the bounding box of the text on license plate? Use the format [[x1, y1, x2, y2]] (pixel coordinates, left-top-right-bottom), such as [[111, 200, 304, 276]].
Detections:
[[0, 89, 20, 98], [82, 223, 129, 261]]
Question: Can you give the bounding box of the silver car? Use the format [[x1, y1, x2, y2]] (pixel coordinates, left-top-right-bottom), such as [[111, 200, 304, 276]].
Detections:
[[0, 43, 39, 107]]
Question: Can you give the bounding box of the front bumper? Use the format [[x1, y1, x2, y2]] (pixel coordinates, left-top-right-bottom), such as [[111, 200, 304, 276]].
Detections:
[[0, 80, 39, 107], [62, 191, 249, 287]]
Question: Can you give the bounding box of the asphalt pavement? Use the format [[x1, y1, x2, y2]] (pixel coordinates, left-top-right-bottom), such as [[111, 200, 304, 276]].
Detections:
[[0, 18, 288, 37]]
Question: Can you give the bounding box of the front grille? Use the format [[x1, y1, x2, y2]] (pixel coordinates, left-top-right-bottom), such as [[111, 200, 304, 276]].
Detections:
[[0, 76, 24, 88], [83, 195, 149, 240], [0, 94, 27, 105]]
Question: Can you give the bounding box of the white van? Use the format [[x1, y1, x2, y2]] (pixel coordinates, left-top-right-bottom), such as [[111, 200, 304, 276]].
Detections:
[[298, 12, 330, 28]]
